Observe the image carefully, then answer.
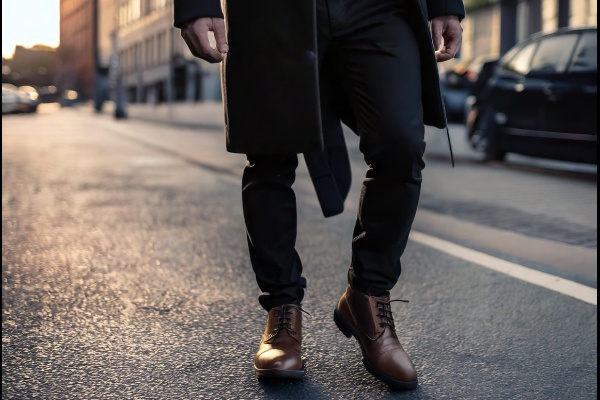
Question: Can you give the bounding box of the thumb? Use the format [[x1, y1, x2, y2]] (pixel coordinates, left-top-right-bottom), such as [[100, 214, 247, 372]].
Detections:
[[212, 18, 229, 54]]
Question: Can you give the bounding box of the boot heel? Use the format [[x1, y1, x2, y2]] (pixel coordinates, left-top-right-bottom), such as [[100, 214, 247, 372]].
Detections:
[[334, 309, 354, 338]]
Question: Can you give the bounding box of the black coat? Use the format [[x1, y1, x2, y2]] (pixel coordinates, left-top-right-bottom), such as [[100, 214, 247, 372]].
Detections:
[[174, 0, 465, 217]]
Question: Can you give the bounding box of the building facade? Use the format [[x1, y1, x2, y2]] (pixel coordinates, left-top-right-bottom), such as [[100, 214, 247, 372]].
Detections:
[[461, 0, 597, 60], [61, 0, 595, 106], [59, 0, 98, 100], [59, 0, 218, 107], [115, 0, 220, 104]]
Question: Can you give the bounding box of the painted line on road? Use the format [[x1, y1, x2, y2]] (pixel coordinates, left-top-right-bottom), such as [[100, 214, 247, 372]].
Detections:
[[410, 231, 597, 306]]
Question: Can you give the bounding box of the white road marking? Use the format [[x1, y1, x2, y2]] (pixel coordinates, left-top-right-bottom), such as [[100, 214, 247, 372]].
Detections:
[[410, 231, 597, 306]]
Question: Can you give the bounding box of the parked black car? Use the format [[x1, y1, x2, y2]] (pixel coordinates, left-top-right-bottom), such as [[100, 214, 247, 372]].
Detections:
[[446, 55, 499, 91], [440, 55, 498, 122], [439, 59, 468, 121], [466, 27, 597, 164]]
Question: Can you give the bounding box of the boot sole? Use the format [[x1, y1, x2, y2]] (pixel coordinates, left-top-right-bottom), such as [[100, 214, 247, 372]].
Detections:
[[255, 365, 306, 380], [334, 308, 418, 390]]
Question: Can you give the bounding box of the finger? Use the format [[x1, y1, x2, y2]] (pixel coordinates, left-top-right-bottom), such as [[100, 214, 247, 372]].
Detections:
[[436, 41, 459, 62], [443, 38, 460, 59], [436, 49, 454, 62], [443, 27, 462, 58], [431, 20, 444, 51], [194, 23, 223, 63], [181, 30, 202, 58], [212, 18, 229, 54]]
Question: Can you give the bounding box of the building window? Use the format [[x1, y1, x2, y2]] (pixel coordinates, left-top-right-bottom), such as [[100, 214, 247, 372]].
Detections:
[[151, 36, 156, 66], [542, 0, 558, 32], [134, 43, 140, 71], [157, 32, 167, 64], [131, 0, 141, 21], [571, 0, 598, 27], [145, 38, 152, 68]]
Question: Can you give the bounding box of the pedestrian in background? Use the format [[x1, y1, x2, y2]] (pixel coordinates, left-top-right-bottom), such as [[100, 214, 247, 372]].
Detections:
[[174, 0, 464, 390]]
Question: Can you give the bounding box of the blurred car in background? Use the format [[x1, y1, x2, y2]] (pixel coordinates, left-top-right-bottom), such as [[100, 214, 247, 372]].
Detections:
[[60, 90, 80, 108], [440, 54, 499, 122], [2, 84, 40, 114], [16, 86, 41, 113], [439, 59, 468, 122], [38, 85, 60, 103], [467, 27, 597, 164], [446, 55, 499, 90], [2, 85, 20, 114]]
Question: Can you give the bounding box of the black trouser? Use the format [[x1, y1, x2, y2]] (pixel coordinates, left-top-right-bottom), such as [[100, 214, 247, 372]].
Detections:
[[242, 0, 425, 311]]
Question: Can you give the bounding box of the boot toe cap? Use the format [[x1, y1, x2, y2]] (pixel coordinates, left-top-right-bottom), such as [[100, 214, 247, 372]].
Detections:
[[255, 349, 303, 371], [378, 350, 417, 382]]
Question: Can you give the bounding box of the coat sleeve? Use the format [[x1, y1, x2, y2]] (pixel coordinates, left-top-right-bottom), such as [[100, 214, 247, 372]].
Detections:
[[173, 0, 224, 28], [426, 0, 466, 20]]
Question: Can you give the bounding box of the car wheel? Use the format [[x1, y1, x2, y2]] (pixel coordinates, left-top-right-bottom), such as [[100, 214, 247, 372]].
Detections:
[[484, 133, 506, 162], [468, 106, 506, 161], [469, 120, 489, 152]]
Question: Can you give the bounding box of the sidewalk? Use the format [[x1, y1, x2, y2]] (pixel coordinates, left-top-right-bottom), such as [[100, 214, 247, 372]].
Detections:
[[91, 100, 597, 174], [94, 100, 476, 158], [95, 100, 226, 131]]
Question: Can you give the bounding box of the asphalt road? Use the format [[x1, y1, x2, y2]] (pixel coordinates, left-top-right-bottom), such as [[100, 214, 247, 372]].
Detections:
[[2, 105, 597, 400]]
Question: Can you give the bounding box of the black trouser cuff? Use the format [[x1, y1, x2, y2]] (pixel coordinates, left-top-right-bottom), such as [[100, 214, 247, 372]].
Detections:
[[348, 269, 390, 297]]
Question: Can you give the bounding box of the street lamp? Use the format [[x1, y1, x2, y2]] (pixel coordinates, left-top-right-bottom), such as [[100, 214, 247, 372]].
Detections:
[[110, 2, 127, 119], [167, 0, 175, 118]]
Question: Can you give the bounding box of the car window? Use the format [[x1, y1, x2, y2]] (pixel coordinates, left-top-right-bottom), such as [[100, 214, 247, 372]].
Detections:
[[503, 42, 537, 74], [570, 32, 597, 73], [529, 34, 579, 74], [499, 45, 521, 66]]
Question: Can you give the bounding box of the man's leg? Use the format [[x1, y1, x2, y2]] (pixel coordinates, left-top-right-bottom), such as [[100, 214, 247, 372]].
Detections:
[[330, 0, 424, 389], [242, 154, 307, 379], [242, 153, 306, 311], [244, 0, 339, 378], [339, 8, 425, 295]]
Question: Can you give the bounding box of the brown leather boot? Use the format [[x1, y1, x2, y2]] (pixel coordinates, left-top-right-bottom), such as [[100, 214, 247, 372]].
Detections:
[[334, 285, 418, 389], [254, 304, 306, 379]]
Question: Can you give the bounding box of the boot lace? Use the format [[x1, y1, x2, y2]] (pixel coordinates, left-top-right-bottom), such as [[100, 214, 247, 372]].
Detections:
[[376, 299, 409, 331], [273, 304, 310, 336]]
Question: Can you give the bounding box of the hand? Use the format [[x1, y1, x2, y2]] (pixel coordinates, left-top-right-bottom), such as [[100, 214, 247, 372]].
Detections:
[[431, 16, 463, 63], [181, 17, 228, 63]]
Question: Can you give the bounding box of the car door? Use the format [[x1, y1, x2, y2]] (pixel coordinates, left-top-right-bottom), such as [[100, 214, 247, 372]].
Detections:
[[558, 30, 597, 136], [493, 41, 541, 132], [526, 32, 582, 135]]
